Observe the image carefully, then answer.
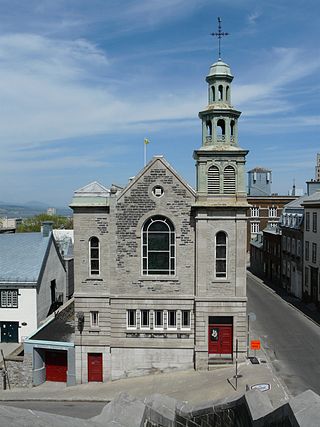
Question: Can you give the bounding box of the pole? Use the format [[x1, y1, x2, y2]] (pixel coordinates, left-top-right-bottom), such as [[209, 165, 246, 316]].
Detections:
[[1, 350, 10, 390], [247, 314, 250, 358], [144, 142, 147, 167], [235, 339, 238, 390]]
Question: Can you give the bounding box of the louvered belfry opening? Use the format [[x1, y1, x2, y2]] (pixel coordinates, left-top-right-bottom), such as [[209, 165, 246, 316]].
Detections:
[[223, 166, 236, 194], [208, 166, 220, 194]]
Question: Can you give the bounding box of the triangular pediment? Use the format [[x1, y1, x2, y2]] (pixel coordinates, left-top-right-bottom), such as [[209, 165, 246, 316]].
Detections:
[[74, 181, 110, 197], [117, 156, 195, 201]]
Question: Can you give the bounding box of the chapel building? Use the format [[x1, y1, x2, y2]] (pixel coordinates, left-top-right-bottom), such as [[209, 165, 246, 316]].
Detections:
[[70, 51, 249, 383]]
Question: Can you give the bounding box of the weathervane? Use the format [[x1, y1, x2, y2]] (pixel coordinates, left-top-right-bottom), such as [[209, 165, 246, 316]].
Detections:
[[211, 17, 229, 60]]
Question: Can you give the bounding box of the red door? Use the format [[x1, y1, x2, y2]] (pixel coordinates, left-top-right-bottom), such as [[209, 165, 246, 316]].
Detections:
[[45, 350, 67, 382], [88, 353, 103, 382], [208, 324, 233, 355]]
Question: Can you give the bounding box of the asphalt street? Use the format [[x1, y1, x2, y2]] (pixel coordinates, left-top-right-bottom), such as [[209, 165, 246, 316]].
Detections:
[[247, 273, 320, 397]]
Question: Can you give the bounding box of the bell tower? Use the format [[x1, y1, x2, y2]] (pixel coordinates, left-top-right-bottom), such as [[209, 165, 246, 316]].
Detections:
[[194, 19, 248, 206], [193, 19, 249, 369]]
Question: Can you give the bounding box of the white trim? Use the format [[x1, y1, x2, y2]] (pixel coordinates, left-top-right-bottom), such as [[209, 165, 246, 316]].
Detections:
[[139, 309, 150, 330], [126, 309, 137, 330], [153, 310, 164, 330], [166, 310, 177, 330], [180, 310, 191, 331], [90, 311, 99, 328], [214, 231, 228, 280], [89, 236, 100, 277]]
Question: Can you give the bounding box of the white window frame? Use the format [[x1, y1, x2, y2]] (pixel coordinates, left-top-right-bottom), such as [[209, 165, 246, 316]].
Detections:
[[166, 310, 177, 330], [140, 309, 150, 330], [126, 309, 137, 329], [269, 207, 277, 218], [154, 310, 164, 330], [0, 290, 18, 308], [251, 222, 260, 233], [250, 207, 260, 217], [89, 236, 100, 276], [181, 310, 191, 331], [215, 231, 228, 279], [90, 311, 99, 328]]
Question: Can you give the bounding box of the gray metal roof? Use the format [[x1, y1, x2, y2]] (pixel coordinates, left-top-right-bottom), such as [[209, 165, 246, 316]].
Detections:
[[0, 232, 51, 283]]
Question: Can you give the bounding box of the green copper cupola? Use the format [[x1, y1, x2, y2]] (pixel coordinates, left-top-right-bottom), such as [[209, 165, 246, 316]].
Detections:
[[199, 60, 241, 148]]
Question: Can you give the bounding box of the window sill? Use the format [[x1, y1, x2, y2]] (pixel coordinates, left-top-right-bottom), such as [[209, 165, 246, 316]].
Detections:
[[139, 276, 179, 282], [89, 327, 101, 332]]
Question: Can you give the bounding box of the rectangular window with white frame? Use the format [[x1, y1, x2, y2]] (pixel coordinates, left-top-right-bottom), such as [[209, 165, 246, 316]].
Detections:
[[250, 207, 259, 217], [269, 207, 277, 218], [127, 309, 137, 329], [251, 222, 260, 233], [154, 310, 164, 330], [0, 290, 18, 308], [181, 310, 191, 330], [140, 309, 150, 329], [90, 311, 99, 328], [167, 310, 177, 330]]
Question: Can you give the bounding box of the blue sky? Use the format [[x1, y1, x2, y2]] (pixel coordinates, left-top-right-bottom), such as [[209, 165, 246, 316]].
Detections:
[[0, 0, 320, 207]]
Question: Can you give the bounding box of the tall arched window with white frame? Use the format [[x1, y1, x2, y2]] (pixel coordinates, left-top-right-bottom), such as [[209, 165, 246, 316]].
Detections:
[[215, 231, 227, 278], [142, 215, 175, 275], [89, 236, 100, 275]]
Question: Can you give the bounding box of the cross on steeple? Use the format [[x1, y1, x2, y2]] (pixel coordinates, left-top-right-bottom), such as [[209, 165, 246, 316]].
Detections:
[[211, 17, 229, 60]]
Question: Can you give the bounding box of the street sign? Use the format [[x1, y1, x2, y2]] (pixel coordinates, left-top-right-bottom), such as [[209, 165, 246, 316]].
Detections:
[[248, 312, 256, 322], [250, 340, 261, 350], [251, 383, 270, 392]]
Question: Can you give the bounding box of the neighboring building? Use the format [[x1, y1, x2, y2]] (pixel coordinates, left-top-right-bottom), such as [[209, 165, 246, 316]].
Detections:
[[24, 298, 75, 386], [315, 153, 320, 182], [250, 232, 264, 277], [0, 222, 67, 342], [247, 167, 272, 196], [70, 55, 249, 383], [47, 207, 57, 216], [302, 192, 320, 305], [53, 229, 74, 299], [0, 217, 22, 234], [263, 226, 282, 286], [279, 196, 306, 299], [247, 195, 297, 250]]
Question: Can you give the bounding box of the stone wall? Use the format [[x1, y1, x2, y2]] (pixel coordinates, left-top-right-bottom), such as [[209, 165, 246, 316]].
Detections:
[[92, 389, 320, 427], [0, 351, 32, 390]]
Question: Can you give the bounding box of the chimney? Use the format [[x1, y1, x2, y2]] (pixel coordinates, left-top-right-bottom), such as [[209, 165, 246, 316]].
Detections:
[[42, 221, 53, 237]]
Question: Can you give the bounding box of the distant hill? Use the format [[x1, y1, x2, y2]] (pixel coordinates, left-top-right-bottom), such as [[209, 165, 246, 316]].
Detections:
[[0, 202, 72, 218]]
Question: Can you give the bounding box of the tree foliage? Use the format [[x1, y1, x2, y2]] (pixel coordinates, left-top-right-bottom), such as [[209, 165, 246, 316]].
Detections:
[[17, 213, 73, 232]]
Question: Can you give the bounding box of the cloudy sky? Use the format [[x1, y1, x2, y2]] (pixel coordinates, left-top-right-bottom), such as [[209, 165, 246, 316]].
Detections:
[[0, 0, 319, 206]]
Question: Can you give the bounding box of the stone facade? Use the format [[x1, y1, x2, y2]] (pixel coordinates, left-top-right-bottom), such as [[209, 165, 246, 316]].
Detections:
[[71, 56, 249, 383]]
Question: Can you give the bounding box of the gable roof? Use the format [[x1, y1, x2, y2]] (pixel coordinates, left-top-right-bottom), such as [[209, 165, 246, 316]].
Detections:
[[117, 155, 196, 201], [0, 232, 52, 283]]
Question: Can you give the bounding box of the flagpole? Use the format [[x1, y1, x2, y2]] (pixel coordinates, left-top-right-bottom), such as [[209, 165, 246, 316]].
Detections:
[[144, 138, 149, 167]]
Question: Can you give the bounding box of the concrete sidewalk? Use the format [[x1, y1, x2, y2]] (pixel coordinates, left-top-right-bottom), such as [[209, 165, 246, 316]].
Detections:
[[0, 357, 289, 408]]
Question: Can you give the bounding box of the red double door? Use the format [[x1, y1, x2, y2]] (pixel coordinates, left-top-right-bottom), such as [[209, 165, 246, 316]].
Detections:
[[45, 350, 67, 382], [208, 322, 233, 355], [88, 353, 103, 382]]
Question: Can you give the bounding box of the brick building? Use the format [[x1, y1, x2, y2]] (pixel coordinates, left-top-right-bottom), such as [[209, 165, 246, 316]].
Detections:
[[70, 54, 249, 383]]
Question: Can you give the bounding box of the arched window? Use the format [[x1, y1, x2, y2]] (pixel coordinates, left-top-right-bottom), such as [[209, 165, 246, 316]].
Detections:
[[226, 86, 230, 102], [206, 120, 212, 136], [217, 119, 225, 142], [208, 166, 220, 194], [230, 120, 235, 136], [89, 237, 100, 275], [142, 216, 175, 275], [223, 165, 236, 194], [215, 232, 227, 278], [218, 85, 223, 101], [211, 86, 215, 102]]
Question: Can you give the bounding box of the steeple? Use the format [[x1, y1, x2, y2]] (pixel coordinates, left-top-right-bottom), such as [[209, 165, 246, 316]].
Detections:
[[193, 20, 248, 205]]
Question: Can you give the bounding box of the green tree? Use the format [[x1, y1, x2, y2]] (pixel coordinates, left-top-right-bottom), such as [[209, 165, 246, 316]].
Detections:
[[17, 213, 73, 232]]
